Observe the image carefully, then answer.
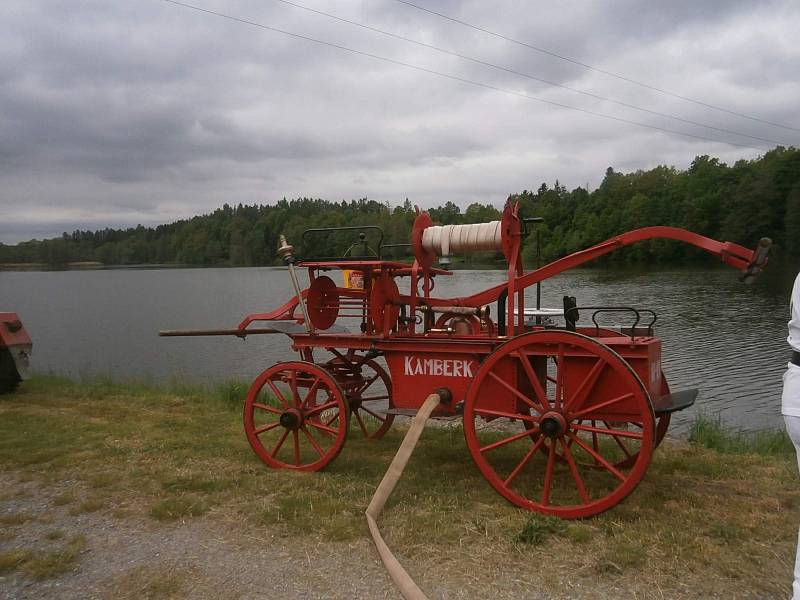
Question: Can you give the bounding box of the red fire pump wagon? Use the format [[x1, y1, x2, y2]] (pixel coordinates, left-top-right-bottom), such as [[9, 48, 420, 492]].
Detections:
[[162, 203, 770, 518]]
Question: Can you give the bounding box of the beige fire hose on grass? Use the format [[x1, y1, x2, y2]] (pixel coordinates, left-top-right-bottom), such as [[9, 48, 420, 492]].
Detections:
[[365, 390, 448, 600]]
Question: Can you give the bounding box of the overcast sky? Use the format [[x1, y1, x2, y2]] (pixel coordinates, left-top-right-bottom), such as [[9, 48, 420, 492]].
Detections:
[[1, 0, 798, 243]]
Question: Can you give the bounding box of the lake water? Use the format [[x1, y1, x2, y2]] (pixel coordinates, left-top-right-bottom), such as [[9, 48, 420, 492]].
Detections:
[[1, 264, 796, 433]]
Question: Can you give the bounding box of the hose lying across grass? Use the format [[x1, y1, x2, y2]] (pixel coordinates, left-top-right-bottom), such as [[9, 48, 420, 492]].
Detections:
[[365, 392, 443, 600]]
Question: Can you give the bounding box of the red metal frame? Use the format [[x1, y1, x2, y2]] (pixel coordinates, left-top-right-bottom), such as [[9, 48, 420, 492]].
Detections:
[[168, 200, 769, 518]]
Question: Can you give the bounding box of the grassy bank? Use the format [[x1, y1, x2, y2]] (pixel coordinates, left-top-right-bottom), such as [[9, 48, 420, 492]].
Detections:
[[0, 375, 798, 598]]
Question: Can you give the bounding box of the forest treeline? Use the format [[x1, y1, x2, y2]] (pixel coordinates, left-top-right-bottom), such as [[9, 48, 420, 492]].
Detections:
[[2, 147, 798, 268]]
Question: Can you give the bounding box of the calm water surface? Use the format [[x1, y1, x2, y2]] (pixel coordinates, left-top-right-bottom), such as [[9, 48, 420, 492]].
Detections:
[[1, 264, 795, 433]]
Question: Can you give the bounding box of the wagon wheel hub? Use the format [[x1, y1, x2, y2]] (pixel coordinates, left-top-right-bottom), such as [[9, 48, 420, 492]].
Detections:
[[279, 408, 303, 430], [539, 412, 567, 438]]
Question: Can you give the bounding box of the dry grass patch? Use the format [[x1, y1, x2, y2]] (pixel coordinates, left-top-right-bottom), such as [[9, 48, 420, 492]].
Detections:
[[149, 495, 210, 521], [0, 549, 33, 574], [68, 494, 107, 515], [0, 535, 87, 579], [108, 564, 190, 600], [0, 511, 35, 526]]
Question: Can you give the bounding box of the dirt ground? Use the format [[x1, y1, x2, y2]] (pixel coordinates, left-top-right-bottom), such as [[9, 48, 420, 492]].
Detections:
[[2, 469, 789, 600], [1, 474, 567, 600]]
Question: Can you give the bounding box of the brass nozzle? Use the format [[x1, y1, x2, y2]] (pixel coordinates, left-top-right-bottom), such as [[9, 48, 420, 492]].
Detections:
[[277, 234, 295, 262]]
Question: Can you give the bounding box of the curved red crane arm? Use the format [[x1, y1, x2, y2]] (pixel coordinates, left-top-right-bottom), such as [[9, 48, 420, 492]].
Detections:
[[410, 226, 769, 308]]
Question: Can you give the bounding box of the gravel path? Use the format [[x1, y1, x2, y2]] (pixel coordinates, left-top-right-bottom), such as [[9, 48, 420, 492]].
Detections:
[[0, 475, 558, 600]]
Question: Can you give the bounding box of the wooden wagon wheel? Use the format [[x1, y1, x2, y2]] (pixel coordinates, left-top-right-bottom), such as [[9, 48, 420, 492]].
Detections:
[[244, 361, 348, 472], [326, 350, 395, 440], [463, 330, 655, 519]]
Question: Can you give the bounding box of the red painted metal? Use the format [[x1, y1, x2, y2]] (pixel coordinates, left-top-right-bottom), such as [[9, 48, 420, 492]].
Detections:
[[325, 350, 395, 439], [244, 361, 348, 471], [0, 312, 32, 394], [164, 199, 770, 517], [463, 330, 654, 518], [306, 276, 339, 330], [0, 313, 32, 349]]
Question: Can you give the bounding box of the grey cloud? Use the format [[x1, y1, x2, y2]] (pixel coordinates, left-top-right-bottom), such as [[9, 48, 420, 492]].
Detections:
[[1, 0, 798, 242]]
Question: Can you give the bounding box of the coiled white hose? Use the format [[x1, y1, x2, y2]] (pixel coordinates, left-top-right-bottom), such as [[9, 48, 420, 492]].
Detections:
[[421, 222, 502, 257]]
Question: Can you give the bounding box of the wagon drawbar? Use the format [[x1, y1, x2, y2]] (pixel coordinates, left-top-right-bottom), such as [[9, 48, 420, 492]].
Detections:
[[160, 201, 770, 520]]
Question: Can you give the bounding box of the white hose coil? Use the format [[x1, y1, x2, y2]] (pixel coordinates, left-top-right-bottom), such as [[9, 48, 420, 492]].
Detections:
[[421, 221, 502, 256]]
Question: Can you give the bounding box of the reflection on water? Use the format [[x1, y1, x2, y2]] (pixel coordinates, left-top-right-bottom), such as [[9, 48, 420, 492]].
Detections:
[[1, 263, 795, 433]]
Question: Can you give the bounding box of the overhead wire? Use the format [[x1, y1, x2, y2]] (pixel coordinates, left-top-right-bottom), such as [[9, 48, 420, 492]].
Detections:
[[157, 0, 768, 151], [392, 0, 800, 133], [269, 0, 790, 147]]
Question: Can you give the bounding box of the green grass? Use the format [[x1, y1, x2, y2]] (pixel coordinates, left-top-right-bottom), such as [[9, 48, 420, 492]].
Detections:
[[0, 374, 797, 597], [149, 496, 210, 521], [514, 515, 566, 545], [689, 414, 795, 457]]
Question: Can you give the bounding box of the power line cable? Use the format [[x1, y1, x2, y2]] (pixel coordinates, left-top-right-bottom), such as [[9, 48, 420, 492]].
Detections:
[[157, 0, 767, 151], [270, 0, 790, 147], [392, 0, 800, 133]]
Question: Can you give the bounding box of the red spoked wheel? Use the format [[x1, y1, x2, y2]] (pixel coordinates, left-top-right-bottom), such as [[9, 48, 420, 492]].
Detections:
[[244, 361, 348, 472], [326, 351, 395, 440], [463, 330, 654, 518]]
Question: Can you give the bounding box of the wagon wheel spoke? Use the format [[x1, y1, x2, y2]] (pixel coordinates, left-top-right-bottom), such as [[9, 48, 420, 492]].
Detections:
[[572, 423, 643, 440], [338, 357, 395, 440], [541, 439, 557, 506], [353, 410, 369, 436], [292, 430, 301, 466], [301, 426, 324, 457], [271, 429, 290, 458], [302, 376, 322, 408], [289, 372, 301, 407], [266, 379, 289, 408], [307, 420, 339, 435], [480, 428, 539, 454], [560, 438, 590, 504], [253, 402, 282, 415], [474, 407, 539, 423], [562, 358, 606, 412], [567, 432, 626, 482], [555, 344, 567, 409], [570, 392, 634, 419], [253, 422, 281, 436], [515, 351, 550, 412], [488, 371, 541, 414], [360, 405, 389, 422], [358, 373, 381, 393], [603, 421, 634, 459], [304, 400, 339, 418], [504, 437, 545, 487]]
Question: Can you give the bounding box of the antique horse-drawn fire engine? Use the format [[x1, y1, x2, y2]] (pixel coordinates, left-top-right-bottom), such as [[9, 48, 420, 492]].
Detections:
[[161, 203, 770, 518]]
